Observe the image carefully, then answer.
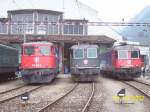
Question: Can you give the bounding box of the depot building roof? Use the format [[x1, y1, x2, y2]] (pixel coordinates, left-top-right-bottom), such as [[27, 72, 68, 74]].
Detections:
[[0, 34, 116, 44]]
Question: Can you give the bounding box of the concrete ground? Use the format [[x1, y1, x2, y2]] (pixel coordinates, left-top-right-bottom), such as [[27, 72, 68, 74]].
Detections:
[[137, 72, 150, 84], [100, 77, 150, 112]]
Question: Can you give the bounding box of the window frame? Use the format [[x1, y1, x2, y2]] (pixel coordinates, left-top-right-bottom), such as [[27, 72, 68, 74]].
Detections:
[[87, 47, 97, 58], [131, 50, 139, 59], [73, 48, 84, 59], [23, 46, 35, 55], [118, 50, 128, 59], [38, 45, 50, 56]]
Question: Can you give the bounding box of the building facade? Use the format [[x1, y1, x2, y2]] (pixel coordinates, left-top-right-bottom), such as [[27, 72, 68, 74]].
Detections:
[[8, 10, 63, 35], [0, 9, 115, 73], [0, 9, 88, 36]]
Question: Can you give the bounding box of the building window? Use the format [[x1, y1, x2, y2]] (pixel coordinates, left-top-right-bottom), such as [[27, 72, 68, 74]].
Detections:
[[64, 25, 69, 34], [37, 13, 60, 35], [11, 14, 34, 34], [79, 25, 83, 34], [74, 24, 78, 34], [63, 22, 84, 35], [0, 23, 7, 34]]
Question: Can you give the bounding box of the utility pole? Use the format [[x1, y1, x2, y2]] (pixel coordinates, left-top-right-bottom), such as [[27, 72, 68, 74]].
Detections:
[[146, 25, 150, 67], [23, 31, 26, 43], [23, 23, 26, 43], [142, 28, 150, 66], [63, 0, 65, 12], [148, 42, 150, 67]]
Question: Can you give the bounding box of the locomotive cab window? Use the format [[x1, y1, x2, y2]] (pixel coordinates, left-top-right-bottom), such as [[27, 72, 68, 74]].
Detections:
[[118, 50, 128, 59], [131, 51, 139, 58], [87, 48, 97, 58], [73, 48, 84, 59], [24, 46, 34, 55], [39, 46, 50, 56]]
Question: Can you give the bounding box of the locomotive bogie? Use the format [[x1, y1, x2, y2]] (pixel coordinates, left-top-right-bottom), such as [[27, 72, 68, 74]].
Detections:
[[71, 74, 97, 82], [71, 68, 99, 81], [21, 68, 57, 83], [101, 68, 141, 80], [71, 68, 100, 75]]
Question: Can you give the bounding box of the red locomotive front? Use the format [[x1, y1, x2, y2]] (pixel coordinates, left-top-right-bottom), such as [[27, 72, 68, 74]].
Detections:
[[20, 42, 59, 83], [100, 45, 142, 80], [112, 49, 141, 69]]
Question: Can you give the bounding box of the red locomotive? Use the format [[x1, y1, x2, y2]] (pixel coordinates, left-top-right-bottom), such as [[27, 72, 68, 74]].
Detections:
[[20, 42, 59, 83], [100, 44, 142, 80]]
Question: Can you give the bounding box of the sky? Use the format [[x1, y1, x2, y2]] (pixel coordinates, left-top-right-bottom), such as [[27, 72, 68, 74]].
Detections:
[[79, 0, 150, 22], [0, 0, 150, 22]]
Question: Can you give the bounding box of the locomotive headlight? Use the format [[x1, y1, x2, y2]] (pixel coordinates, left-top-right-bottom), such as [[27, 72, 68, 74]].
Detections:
[[34, 57, 39, 63], [83, 59, 88, 64]]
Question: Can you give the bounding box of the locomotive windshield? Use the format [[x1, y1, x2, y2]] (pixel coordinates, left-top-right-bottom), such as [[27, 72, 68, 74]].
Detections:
[[39, 46, 50, 56], [73, 48, 84, 59], [118, 50, 128, 59], [131, 51, 139, 58], [24, 46, 34, 55], [87, 48, 97, 58]]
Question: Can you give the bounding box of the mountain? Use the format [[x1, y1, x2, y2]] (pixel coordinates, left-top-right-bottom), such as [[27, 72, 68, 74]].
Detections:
[[120, 5, 150, 45]]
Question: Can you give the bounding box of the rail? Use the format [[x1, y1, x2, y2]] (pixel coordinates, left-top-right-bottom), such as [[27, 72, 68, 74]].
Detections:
[[81, 82, 95, 112]]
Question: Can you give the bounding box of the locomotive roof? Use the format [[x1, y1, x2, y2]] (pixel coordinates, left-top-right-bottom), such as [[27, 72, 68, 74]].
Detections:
[[71, 44, 98, 49], [0, 44, 17, 51], [22, 42, 54, 45], [113, 45, 140, 50]]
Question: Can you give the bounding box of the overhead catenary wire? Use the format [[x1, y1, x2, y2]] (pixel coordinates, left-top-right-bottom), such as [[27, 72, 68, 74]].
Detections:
[[2, 21, 150, 26], [74, 0, 147, 38], [97, 18, 125, 37], [75, 0, 85, 19], [27, 0, 37, 9], [12, 0, 22, 9]]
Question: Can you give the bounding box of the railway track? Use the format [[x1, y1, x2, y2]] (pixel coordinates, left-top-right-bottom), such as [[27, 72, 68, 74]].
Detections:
[[134, 79, 150, 86], [0, 85, 43, 104], [0, 77, 20, 84], [123, 80, 150, 99], [81, 83, 95, 112], [0, 77, 76, 112], [0, 84, 26, 94], [38, 83, 95, 112], [38, 83, 78, 112]]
